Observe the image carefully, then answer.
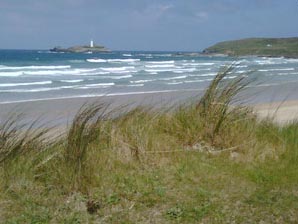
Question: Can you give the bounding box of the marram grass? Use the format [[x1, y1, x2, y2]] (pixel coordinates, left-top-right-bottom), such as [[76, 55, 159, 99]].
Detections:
[[1, 68, 298, 223]]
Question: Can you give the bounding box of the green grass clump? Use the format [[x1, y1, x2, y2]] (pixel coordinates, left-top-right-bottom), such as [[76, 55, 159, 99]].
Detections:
[[1, 68, 298, 223]]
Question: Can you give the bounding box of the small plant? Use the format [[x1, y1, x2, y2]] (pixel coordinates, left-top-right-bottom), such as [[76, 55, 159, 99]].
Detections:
[[166, 205, 184, 219]]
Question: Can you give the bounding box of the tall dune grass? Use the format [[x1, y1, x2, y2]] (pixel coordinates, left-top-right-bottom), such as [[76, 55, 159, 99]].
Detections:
[[1, 67, 298, 223]]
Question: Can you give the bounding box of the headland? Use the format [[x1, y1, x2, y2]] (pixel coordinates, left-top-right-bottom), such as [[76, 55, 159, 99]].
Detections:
[[203, 37, 298, 58]]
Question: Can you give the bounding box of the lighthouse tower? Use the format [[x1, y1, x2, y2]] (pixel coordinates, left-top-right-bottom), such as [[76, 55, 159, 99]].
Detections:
[[90, 40, 94, 48]]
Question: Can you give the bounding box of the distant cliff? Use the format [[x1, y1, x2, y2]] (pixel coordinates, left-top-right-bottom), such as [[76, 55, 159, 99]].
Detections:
[[203, 37, 298, 58], [50, 45, 110, 53]]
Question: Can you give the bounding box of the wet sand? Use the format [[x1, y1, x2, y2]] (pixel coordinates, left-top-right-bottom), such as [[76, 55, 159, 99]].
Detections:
[[0, 90, 202, 128], [0, 85, 298, 128]]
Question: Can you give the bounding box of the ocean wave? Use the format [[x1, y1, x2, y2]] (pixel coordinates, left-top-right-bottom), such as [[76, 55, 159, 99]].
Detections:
[[189, 73, 217, 77], [144, 69, 173, 73], [0, 81, 52, 87], [266, 72, 298, 76], [24, 68, 97, 76], [154, 54, 172, 57], [184, 79, 213, 83], [109, 75, 133, 79], [166, 78, 213, 85], [130, 79, 155, 84], [0, 85, 78, 93], [235, 70, 248, 74], [123, 54, 132, 57], [101, 67, 135, 72], [0, 69, 98, 77], [196, 63, 215, 66], [76, 83, 115, 89], [136, 54, 152, 57], [145, 64, 176, 68], [172, 68, 197, 73], [235, 65, 248, 68], [258, 68, 295, 72], [160, 75, 187, 81], [87, 58, 140, 63], [86, 59, 107, 63], [0, 71, 24, 77], [167, 82, 184, 85], [0, 65, 71, 70], [125, 84, 144, 87], [107, 59, 140, 63], [255, 60, 280, 65], [84, 83, 115, 87], [68, 60, 85, 63], [60, 79, 84, 83], [180, 63, 199, 66], [147, 61, 175, 64]]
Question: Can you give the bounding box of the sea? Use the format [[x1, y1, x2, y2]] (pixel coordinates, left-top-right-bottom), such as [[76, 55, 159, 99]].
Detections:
[[0, 50, 298, 104]]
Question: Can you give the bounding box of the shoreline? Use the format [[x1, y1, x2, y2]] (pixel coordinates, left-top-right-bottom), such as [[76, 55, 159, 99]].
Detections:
[[0, 88, 298, 126]]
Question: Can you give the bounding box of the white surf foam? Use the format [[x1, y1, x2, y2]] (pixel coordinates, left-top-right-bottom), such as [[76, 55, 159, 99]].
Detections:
[[258, 68, 295, 72], [109, 75, 133, 79], [60, 79, 84, 83], [173, 68, 197, 73], [123, 54, 132, 57], [76, 83, 115, 89], [184, 79, 212, 83], [145, 64, 176, 68], [125, 84, 144, 87], [147, 61, 175, 64], [107, 59, 140, 63], [0, 65, 71, 70], [189, 73, 217, 77], [266, 72, 298, 76], [0, 81, 52, 87], [160, 75, 187, 81], [0, 71, 24, 77], [24, 68, 97, 76], [86, 59, 107, 63], [84, 83, 115, 87], [196, 63, 215, 66], [0, 85, 78, 93], [130, 79, 155, 84], [101, 67, 137, 74], [167, 82, 184, 85]]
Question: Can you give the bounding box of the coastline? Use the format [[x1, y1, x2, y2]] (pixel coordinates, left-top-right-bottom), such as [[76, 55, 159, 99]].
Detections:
[[0, 87, 298, 127]]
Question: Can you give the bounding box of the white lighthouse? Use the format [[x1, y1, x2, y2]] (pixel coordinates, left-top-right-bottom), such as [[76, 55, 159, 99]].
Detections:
[[90, 40, 94, 48]]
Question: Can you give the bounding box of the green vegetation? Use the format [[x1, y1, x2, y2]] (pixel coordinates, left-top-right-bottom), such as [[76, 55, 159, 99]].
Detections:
[[1, 67, 298, 223], [203, 37, 298, 58], [50, 45, 110, 53]]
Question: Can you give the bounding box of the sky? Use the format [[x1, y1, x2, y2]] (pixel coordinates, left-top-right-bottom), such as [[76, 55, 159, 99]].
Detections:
[[0, 0, 297, 51]]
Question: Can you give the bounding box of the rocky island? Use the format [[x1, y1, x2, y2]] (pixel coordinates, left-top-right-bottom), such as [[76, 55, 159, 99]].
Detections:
[[203, 37, 298, 58], [50, 40, 110, 53]]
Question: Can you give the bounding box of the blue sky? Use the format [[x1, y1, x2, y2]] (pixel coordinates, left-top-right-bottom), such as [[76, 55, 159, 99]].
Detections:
[[0, 0, 297, 51]]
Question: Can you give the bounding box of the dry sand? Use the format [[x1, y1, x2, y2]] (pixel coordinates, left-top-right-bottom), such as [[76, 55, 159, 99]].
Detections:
[[253, 100, 298, 124]]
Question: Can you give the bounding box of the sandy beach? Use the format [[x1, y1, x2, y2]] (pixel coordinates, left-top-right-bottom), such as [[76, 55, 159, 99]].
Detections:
[[0, 87, 298, 128], [0, 90, 202, 129], [254, 100, 298, 124]]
